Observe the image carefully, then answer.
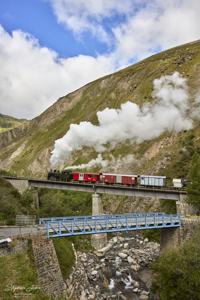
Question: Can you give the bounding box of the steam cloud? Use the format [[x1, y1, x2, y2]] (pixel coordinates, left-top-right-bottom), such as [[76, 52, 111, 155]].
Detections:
[[65, 154, 136, 171], [51, 72, 193, 166], [65, 154, 109, 170]]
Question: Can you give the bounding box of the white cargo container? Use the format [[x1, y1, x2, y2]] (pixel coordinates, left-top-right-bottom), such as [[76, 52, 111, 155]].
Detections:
[[140, 175, 166, 187], [172, 178, 183, 188]]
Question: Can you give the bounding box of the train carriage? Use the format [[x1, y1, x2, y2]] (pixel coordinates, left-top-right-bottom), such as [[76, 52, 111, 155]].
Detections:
[[72, 172, 101, 183], [140, 175, 166, 187], [102, 173, 138, 185]]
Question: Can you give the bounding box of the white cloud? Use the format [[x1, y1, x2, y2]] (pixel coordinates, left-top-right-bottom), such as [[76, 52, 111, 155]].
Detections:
[[50, 0, 134, 42], [0, 26, 114, 119], [113, 0, 200, 63], [1, 0, 200, 119], [50, 0, 200, 65]]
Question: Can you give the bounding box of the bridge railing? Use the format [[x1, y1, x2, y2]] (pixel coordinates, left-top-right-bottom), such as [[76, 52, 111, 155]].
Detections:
[[39, 212, 175, 224], [39, 213, 181, 238]]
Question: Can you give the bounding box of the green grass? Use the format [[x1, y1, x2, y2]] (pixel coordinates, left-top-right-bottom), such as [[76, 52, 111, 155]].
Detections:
[[53, 238, 75, 280], [0, 251, 49, 299], [0, 178, 22, 225]]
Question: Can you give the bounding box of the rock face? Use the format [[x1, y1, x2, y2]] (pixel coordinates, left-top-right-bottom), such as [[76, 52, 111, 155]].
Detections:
[[32, 237, 66, 298], [66, 235, 159, 300]]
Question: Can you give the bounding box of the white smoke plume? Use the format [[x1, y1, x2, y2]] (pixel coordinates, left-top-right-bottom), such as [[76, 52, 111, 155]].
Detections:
[[51, 72, 193, 166], [65, 154, 136, 171], [65, 154, 109, 170]]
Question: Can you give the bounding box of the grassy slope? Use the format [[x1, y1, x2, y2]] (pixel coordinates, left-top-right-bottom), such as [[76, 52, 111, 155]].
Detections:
[[1, 40, 200, 177], [0, 113, 27, 133], [0, 242, 49, 299], [0, 177, 23, 225]]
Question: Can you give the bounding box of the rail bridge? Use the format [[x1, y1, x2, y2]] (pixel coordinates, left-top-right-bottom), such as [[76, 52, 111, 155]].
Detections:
[[4, 175, 186, 200], [39, 213, 181, 238], [4, 175, 189, 215], [2, 175, 190, 251]]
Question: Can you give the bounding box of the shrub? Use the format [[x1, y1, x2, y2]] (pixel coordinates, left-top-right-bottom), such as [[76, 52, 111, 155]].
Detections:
[[152, 228, 200, 300]]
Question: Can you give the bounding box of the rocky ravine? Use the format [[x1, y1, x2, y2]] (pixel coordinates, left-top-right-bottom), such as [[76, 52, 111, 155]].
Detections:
[[67, 235, 159, 300]]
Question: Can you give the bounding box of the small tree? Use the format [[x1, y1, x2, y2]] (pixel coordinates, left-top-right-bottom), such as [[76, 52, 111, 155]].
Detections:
[[187, 152, 200, 210]]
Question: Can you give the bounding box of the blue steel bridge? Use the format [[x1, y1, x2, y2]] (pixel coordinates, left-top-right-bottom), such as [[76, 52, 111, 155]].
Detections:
[[39, 213, 181, 238]]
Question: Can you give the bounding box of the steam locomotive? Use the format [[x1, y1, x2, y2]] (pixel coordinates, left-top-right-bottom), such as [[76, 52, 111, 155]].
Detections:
[[47, 169, 185, 188]]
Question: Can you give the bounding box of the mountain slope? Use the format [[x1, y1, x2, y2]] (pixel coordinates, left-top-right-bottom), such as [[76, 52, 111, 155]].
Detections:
[[0, 113, 27, 133], [1, 40, 200, 178]]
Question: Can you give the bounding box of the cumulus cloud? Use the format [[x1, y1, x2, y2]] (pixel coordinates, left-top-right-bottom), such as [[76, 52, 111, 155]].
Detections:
[[50, 0, 134, 43], [0, 26, 114, 119], [2, 1, 200, 119], [51, 72, 193, 166], [50, 0, 200, 65], [113, 0, 200, 63]]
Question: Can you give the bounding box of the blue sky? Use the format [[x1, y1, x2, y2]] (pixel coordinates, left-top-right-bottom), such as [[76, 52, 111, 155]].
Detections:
[[0, 0, 200, 119], [0, 0, 108, 57], [0, 0, 128, 58]]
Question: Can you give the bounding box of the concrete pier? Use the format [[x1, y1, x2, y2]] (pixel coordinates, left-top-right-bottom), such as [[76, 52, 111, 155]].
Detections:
[[91, 193, 107, 250], [32, 188, 40, 209]]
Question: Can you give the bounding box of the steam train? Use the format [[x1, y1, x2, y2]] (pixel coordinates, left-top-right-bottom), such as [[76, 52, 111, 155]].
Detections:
[[47, 169, 185, 188]]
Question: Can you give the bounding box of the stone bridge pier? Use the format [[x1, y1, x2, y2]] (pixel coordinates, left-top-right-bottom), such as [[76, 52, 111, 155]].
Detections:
[[91, 193, 107, 250]]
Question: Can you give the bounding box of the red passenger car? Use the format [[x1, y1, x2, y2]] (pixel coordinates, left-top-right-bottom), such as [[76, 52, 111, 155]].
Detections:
[[72, 172, 101, 183]]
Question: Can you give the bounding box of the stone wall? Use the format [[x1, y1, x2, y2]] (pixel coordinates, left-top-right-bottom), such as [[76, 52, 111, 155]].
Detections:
[[180, 217, 200, 242], [160, 217, 200, 253], [32, 237, 66, 298], [16, 215, 36, 226]]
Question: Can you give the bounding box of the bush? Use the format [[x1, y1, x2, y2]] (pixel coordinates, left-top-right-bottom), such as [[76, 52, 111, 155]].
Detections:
[[152, 228, 200, 299], [38, 189, 91, 217], [187, 152, 200, 210]]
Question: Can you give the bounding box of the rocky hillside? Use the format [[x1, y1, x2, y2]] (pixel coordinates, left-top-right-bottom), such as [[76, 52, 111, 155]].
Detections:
[[0, 113, 27, 133], [1, 40, 200, 178]]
